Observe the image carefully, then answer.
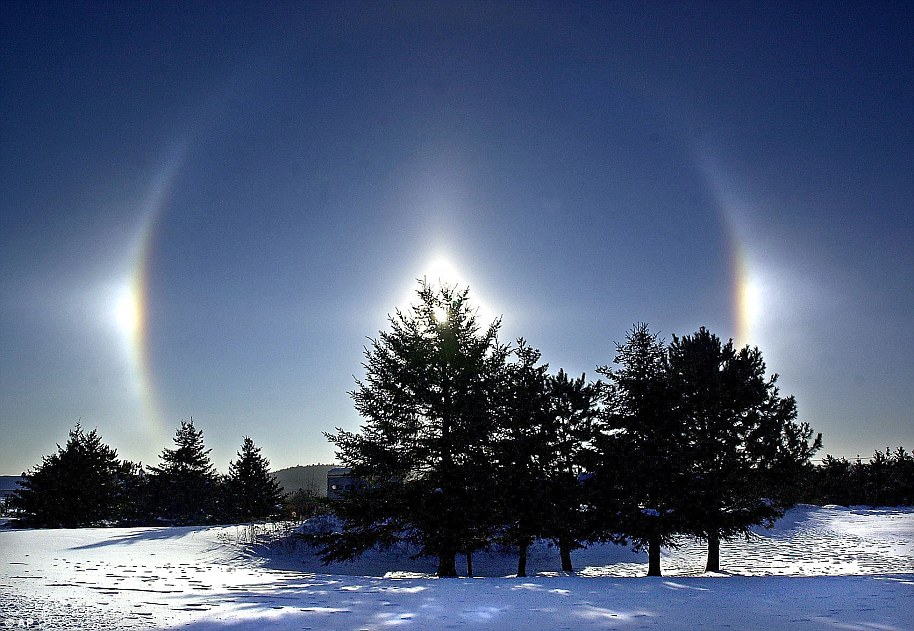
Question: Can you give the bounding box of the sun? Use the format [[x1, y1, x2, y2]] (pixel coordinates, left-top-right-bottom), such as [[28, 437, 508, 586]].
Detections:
[[381, 251, 504, 329], [393, 253, 475, 314], [417, 253, 501, 323], [112, 281, 142, 340], [420, 256, 466, 289]]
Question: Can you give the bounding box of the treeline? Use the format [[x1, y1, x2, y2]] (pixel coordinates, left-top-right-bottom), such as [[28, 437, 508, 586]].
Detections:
[[802, 447, 914, 506], [10, 420, 295, 528], [317, 281, 823, 578]]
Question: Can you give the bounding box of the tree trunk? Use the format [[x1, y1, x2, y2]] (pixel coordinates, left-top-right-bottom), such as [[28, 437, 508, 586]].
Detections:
[[517, 540, 529, 577], [647, 533, 662, 577], [465, 550, 473, 577], [559, 540, 574, 573], [705, 532, 720, 573], [437, 550, 458, 578]]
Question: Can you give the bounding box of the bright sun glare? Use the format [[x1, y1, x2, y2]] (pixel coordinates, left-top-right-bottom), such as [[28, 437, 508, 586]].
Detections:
[[409, 253, 501, 325], [112, 282, 141, 339], [421, 256, 465, 289], [394, 254, 473, 317], [382, 252, 503, 328]]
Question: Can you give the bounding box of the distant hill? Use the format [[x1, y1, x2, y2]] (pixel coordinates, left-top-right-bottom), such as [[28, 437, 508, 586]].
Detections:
[[272, 465, 335, 497]]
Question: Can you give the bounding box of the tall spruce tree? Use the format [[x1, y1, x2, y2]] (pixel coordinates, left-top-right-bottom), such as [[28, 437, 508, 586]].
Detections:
[[12, 423, 131, 527], [594, 324, 688, 577], [227, 436, 284, 522], [887, 447, 914, 506], [668, 327, 822, 572], [494, 339, 551, 577], [542, 369, 600, 572], [323, 281, 509, 577], [148, 419, 219, 525]]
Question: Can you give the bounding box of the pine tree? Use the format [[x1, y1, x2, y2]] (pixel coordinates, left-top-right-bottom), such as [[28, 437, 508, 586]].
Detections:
[[865, 448, 895, 506], [494, 339, 552, 576], [749, 378, 822, 509], [594, 323, 688, 577], [148, 419, 219, 525], [810, 447, 913, 506], [812, 455, 856, 505], [12, 423, 129, 527], [668, 328, 821, 572], [323, 280, 509, 577], [889, 447, 914, 505], [115, 459, 149, 525], [227, 436, 284, 522], [542, 369, 600, 572]]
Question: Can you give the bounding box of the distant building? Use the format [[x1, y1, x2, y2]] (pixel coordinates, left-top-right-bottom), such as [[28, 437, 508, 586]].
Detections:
[[326, 467, 361, 500]]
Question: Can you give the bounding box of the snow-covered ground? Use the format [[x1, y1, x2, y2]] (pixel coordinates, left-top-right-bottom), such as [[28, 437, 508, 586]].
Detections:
[[1, 505, 912, 630]]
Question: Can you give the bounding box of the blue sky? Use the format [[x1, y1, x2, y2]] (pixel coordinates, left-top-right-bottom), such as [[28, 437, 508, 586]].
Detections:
[[2, 1, 912, 474]]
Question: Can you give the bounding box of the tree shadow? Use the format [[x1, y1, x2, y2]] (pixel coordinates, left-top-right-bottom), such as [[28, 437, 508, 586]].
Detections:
[[69, 525, 219, 550], [158, 576, 651, 631]]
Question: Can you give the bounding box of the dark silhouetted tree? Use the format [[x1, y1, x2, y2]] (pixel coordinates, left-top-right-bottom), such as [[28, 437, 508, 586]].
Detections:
[[867, 448, 892, 506], [887, 447, 914, 505], [810, 455, 860, 506], [749, 377, 822, 510], [148, 419, 219, 524], [808, 447, 913, 507], [227, 436, 284, 522], [594, 323, 688, 577], [542, 369, 600, 572], [668, 328, 821, 572], [12, 423, 132, 527], [494, 339, 551, 576], [114, 460, 149, 525], [323, 281, 509, 577]]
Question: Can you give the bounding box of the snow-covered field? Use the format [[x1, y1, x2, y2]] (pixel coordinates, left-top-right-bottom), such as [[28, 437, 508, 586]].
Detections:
[[1, 505, 912, 630]]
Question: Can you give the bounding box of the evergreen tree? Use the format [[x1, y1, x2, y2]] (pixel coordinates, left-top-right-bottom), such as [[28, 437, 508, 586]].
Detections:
[[323, 281, 509, 577], [148, 419, 219, 525], [810, 455, 858, 506], [12, 423, 129, 527], [112, 459, 148, 525], [668, 328, 821, 572], [808, 447, 913, 506], [227, 436, 284, 522], [594, 324, 688, 576], [888, 447, 914, 505], [859, 446, 914, 506], [494, 339, 551, 576], [749, 378, 822, 510], [542, 369, 600, 572]]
